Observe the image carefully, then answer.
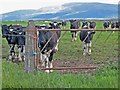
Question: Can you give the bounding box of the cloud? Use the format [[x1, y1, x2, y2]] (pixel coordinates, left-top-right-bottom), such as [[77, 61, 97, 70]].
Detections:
[[0, 0, 119, 14]]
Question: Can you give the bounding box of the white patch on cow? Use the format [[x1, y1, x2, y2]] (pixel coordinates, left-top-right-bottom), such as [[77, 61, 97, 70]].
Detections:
[[86, 43, 89, 54], [45, 55, 49, 73], [42, 54, 47, 60], [57, 40, 59, 43], [41, 27, 45, 29], [41, 53, 45, 67], [9, 55, 12, 60], [10, 29, 13, 31], [55, 43, 58, 51], [49, 61, 53, 72], [88, 31, 90, 34], [88, 42, 92, 55], [74, 37, 77, 41], [19, 32, 22, 35], [54, 23, 57, 26], [37, 30, 39, 36]]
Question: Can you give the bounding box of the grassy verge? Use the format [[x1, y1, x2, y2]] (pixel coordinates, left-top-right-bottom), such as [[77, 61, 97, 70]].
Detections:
[[2, 60, 118, 88]]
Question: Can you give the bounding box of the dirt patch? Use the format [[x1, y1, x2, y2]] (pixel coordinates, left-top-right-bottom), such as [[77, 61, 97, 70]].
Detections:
[[38, 60, 102, 75], [54, 60, 98, 75]]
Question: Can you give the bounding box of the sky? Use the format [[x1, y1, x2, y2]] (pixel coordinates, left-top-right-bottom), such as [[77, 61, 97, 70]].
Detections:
[[0, 0, 119, 14]]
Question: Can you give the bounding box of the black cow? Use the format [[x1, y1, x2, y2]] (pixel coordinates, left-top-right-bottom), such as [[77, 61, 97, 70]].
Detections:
[[70, 20, 80, 41], [89, 21, 96, 29], [62, 20, 66, 29], [116, 21, 120, 29], [79, 25, 95, 55], [37, 22, 61, 73], [2, 24, 25, 62]]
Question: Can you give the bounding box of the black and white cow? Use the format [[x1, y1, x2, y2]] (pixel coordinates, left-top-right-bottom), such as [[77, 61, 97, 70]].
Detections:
[[103, 21, 110, 29], [111, 22, 116, 29], [2, 24, 25, 62], [70, 20, 80, 41], [89, 21, 96, 29], [79, 25, 95, 55], [37, 22, 61, 73]]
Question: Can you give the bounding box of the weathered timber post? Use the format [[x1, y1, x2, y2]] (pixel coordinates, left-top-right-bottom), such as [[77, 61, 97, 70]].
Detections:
[[25, 20, 39, 73]]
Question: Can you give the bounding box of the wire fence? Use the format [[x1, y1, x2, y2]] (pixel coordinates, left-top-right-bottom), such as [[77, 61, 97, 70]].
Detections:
[[1, 20, 119, 73], [24, 20, 119, 73]]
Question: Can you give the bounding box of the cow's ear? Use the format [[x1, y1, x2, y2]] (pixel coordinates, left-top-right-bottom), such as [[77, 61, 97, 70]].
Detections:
[[8, 24, 12, 28], [49, 23, 52, 25]]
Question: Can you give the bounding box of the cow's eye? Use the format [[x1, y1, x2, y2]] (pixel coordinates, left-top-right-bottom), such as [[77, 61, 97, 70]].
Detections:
[[10, 29, 13, 31]]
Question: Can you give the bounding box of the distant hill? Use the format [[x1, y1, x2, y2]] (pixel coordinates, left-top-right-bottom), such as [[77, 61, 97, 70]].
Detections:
[[1, 2, 118, 21]]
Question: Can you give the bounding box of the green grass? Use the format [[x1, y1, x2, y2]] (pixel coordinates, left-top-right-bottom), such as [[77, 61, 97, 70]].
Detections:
[[1, 20, 119, 88], [2, 60, 118, 88], [1, 21, 28, 27], [2, 61, 118, 88]]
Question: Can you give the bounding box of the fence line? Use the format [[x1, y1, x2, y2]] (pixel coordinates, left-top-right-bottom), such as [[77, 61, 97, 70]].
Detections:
[[24, 20, 119, 73]]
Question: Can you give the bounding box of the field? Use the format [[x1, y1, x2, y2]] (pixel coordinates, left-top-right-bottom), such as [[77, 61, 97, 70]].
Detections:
[[1, 21, 119, 88]]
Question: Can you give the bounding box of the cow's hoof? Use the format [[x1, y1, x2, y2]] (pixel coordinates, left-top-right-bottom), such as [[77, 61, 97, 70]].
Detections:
[[45, 70, 50, 73], [19, 59, 22, 62], [50, 70, 53, 72], [88, 53, 91, 55], [83, 53, 86, 55], [22, 56, 25, 62], [50, 65, 53, 72], [71, 39, 74, 42], [74, 38, 77, 41]]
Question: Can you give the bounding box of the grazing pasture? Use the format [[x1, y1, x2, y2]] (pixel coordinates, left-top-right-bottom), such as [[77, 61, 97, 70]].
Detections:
[[1, 20, 118, 88]]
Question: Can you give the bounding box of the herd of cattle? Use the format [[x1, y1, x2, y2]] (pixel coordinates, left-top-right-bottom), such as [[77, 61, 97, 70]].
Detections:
[[2, 20, 120, 73]]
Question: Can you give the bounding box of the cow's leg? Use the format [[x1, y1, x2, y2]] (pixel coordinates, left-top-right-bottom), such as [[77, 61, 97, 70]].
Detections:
[[86, 43, 89, 54], [83, 42, 87, 55], [72, 32, 75, 41], [21, 45, 25, 61], [74, 31, 77, 41], [9, 45, 15, 61], [49, 52, 54, 72], [113, 28, 115, 33], [45, 55, 49, 73], [54, 40, 59, 51], [41, 53, 46, 67], [88, 42, 92, 55], [44, 54, 49, 73], [18, 47, 22, 61]]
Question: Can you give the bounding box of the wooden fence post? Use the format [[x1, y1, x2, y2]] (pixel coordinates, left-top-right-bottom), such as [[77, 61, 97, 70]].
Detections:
[[25, 20, 38, 73]]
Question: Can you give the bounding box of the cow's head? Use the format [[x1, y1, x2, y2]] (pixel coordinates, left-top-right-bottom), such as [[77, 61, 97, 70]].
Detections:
[[49, 22, 61, 29], [82, 21, 88, 28], [82, 25, 88, 29], [2, 25, 9, 38]]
